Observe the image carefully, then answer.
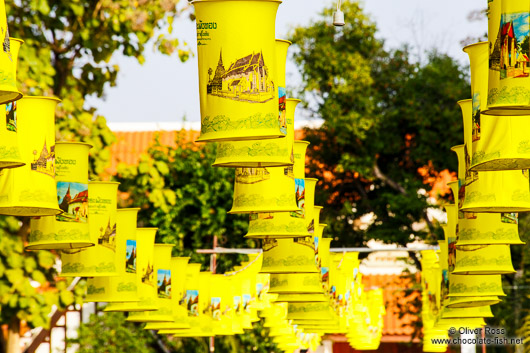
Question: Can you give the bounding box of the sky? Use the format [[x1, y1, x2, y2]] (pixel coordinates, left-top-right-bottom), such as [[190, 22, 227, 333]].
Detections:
[[86, 0, 487, 129]]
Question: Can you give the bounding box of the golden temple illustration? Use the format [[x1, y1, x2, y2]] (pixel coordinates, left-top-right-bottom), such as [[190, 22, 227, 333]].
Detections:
[[31, 140, 55, 177]]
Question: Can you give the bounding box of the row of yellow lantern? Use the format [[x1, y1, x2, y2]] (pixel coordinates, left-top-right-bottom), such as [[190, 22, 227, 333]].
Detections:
[[423, 8, 530, 348]]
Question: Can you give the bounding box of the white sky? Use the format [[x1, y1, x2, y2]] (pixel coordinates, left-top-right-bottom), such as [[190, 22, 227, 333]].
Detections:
[[86, 0, 487, 126]]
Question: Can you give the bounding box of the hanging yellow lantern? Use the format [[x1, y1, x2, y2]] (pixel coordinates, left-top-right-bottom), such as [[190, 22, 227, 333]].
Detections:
[[230, 139, 308, 215], [0, 25, 23, 105], [448, 273, 505, 297], [254, 272, 271, 311], [192, 0, 283, 142], [463, 40, 530, 170], [213, 96, 299, 167], [274, 293, 328, 302], [103, 228, 158, 312], [0, 96, 61, 216], [452, 244, 515, 275], [210, 274, 233, 336], [456, 99, 530, 212], [0, 38, 25, 170], [456, 212, 523, 246], [317, 235, 331, 293], [127, 243, 175, 322], [213, 39, 298, 167], [27, 142, 93, 250], [445, 295, 500, 308], [486, 0, 530, 115], [287, 302, 335, 321], [84, 208, 140, 303], [269, 272, 323, 294], [434, 317, 485, 331], [261, 237, 317, 274], [245, 141, 311, 238], [304, 178, 318, 233], [441, 305, 493, 319], [144, 257, 191, 330], [60, 181, 119, 277]]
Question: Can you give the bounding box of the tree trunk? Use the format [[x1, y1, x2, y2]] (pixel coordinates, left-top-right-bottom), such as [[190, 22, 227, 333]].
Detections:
[[6, 318, 20, 353]]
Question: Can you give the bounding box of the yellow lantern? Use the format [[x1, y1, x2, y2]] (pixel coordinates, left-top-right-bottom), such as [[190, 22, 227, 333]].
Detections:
[[27, 142, 93, 250], [304, 178, 318, 233], [486, 0, 530, 115], [456, 212, 523, 246], [445, 295, 500, 308], [456, 99, 530, 212], [448, 273, 505, 297], [230, 139, 308, 215], [213, 96, 299, 168], [0, 26, 23, 105], [245, 141, 311, 238], [144, 257, 191, 330], [210, 274, 234, 336], [274, 293, 328, 302], [213, 39, 298, 167], [269, 273, 323, 294], [127, 243, 175, 322], [287, 302, 335, 321], [452, 244, 515, 275], [261, 237, 317, 274], [60, 181, 119, 277], [463, 40, 530, 170], [317, 235, 331, 293], [0, 96, 61, 216], [103, 228, 158, 312], [441, 305, 493, 319], [84, 208, 140, 303], [192, 0, 283, 142], [434, 317, 485, 330], [0, 38, 25, 170], [254, 273, 271, 310]]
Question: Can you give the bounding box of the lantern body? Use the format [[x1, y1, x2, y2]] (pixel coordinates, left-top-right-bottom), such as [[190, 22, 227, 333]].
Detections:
[[0, 38, 25, 170], [453, 244, 515, 275], [486, 0, 530, 115], [192, 0, 283, 142], [103, 228, 158, 312], [0, 28, 23, 105], [84, 208, 140, 303], [213, 43, 298, 167], [261, 237, 317, 274], [127, 244, 175, 322], [60, 181, 119, 277], [0, 96, 61, 216], [28, 142, 93, 250]]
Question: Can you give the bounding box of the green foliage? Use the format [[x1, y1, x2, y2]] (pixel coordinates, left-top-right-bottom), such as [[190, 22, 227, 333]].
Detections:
[[69, 312, 160, 353], [0, 217, 74, 330], [115, 137, 254, 272], [289, 1, 470, 247]]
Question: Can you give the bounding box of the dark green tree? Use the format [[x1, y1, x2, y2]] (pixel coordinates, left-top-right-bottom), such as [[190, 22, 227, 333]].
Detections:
[[289, 1, 469, 249]]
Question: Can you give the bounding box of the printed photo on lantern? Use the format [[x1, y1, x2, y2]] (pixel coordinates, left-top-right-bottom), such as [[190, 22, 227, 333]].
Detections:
[[125, 240, 137, 273], [157, 269, 171, 299], [56, 182, 88, 223]]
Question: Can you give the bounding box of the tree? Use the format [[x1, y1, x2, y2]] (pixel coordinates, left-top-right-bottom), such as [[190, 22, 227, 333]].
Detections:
[[0, 1, 193, 351], [289, 1, 469, 249]]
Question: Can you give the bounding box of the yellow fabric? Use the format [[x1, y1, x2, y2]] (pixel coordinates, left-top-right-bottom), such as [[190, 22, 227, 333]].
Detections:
[[103, 228, 158, 312], [0, 97, 61, 216], [126, 244, 174, 322], [486, 0, 530, 115], [193, 0, 283, 142], [28, 142, 93, 250], [85, 209, 140, 303]]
